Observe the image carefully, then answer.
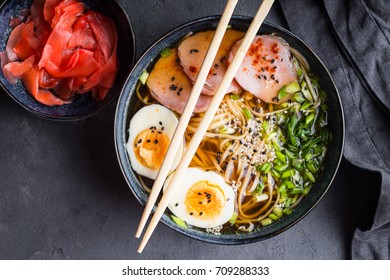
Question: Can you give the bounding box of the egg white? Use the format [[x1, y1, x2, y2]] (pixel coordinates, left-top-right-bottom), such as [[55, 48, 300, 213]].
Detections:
[[126, 104, 184, 180], [165, 168, 235, 229]]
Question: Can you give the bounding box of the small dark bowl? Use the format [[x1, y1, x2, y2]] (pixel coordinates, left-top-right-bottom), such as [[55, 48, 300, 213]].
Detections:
[[0, 0, 135, 121], [115, 16, 345, 244]]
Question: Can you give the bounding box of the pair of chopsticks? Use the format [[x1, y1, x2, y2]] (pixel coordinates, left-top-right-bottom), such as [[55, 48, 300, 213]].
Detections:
[[135, 0, 275, 253]]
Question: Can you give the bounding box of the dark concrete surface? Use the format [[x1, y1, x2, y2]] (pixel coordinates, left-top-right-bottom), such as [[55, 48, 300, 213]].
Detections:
[[0, 0, 377, 259]]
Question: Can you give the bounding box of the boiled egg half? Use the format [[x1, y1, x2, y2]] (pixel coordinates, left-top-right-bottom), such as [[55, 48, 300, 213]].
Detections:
[[165, 168, 235, 229], [126, 104, 184, 180]]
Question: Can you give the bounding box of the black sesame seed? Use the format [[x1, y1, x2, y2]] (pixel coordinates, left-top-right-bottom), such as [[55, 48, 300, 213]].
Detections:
[[208, 199, 211, 203], [158, 131, 162, 134], [198, 192, 202, 195], [175, 203, 178, 207], [138, 139, 142, 144], [199, 212, 203, 216], [190, 212, 193, 215], [154, 139, 158, 144], [159, 121, 163, 125], [199, 202, 203, 204], [261, 67, 265, 72], [190, 49, 199, 54], [273, 66, 277, 69], [276, 80, 280, 84], [281, 58, 284, 62], [271, 59, 275, 63], [161, 127, 165, 131], [170, 85, 178, 91], [262, 56, 267, 61], [264, 76, 267, 80], [171, 76, 175, 81], [214, 63, 219, 69], [271, 74, 275, 80], [147, 139, 151, 143], [257, 75, 262, 80]]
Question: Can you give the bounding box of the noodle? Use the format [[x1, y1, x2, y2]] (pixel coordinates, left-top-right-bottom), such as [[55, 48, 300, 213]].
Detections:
[[135, 47, 330, 232]]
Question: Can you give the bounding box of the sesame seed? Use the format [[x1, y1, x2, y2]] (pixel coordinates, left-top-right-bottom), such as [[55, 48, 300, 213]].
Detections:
[[137, 139, 142, 144], [147, 139, 151, 143], [190, 212, 193, 215], [170, 85, 177, 91], [159, 121, 163, 125], [154, 139, 158, 144], [271, 59, 275, 63], [175, 203, 178, 207], [199, 212, 203, 216]]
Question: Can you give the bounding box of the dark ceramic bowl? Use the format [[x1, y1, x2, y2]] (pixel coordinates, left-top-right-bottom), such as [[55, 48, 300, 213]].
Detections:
[[115, 16, 344, 244], [0, 0, 135, 121]]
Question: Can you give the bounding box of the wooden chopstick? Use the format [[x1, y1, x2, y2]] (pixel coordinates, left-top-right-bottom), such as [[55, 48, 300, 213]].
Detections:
[[137, 0, 275, 253], [135, 0, 239, 239]]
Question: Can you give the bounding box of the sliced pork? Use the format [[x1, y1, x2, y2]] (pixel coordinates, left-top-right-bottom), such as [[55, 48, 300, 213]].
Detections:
[[228, 35, 297, 103], [147, 48, 212, 114], [178, 30, 244, 96]]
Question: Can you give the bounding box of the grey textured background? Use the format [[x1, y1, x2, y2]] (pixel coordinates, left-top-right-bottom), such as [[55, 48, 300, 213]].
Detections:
[[0, 0, 377, 259]]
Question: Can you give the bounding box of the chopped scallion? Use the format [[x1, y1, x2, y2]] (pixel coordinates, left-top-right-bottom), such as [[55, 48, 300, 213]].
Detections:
[[139, 70, 149, 85]]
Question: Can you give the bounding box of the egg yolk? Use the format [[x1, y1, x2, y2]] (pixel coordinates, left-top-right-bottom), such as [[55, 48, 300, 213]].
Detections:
[[133, 128, 170, 170], [185, 181, 226, 220]]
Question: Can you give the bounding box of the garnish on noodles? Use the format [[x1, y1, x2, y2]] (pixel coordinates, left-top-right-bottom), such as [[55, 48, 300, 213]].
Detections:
[[128, 30, 331, 234]]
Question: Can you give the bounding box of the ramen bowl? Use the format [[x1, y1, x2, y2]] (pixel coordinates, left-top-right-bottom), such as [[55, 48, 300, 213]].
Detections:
[[0, 0, 135, 121], [115, 16, 344, 244]]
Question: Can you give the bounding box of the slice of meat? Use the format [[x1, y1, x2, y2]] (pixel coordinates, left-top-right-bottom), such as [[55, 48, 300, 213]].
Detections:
[[178, 30, 244, 96], [228, 35, 297, 104], [147, 48, 212, 114]]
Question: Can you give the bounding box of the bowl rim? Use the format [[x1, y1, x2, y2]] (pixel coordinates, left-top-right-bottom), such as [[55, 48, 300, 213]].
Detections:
[[114, 15, 345, 245], [0, 0, 136, 121]]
